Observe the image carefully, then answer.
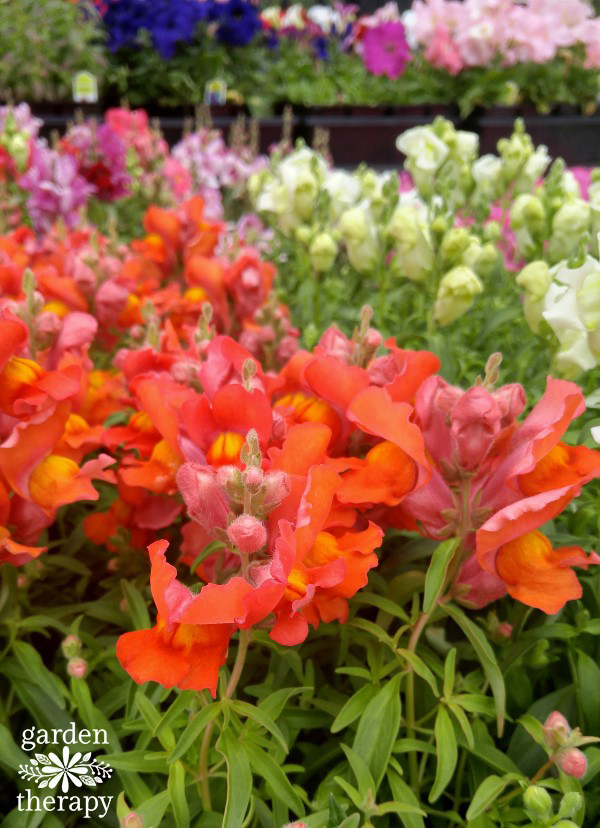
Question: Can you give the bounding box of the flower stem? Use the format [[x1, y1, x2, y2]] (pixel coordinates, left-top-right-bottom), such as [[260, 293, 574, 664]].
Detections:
[[198, 628, 252, 810], [405, 610, 431, 793]]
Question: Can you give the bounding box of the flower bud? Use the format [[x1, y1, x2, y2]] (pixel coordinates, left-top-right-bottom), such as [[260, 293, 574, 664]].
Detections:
[[523, 785, 553, 820], [309, 233, 338, 273], [284, 823, 308, 828], [121, 814, 144, 828], [557, 792, 583, 820], [262, 470, 291, 510], [177, 464, 230, 532], [516, 261, 551, 299], [227, 514, 267, 554], [544, 711, 571, 749], [553, 822, 578, 828], [294, 226, 312, 246], [433, 266, 483, 327], [339, 207, 368, 243], [440, 227, 472, 269], [510, 194, 545, 232], [243, 466, 264, 489], [556, 748, 587, 779], [61, 634, 82, 659], [387, 205, 433, 282], [67, 657, 88, 679]]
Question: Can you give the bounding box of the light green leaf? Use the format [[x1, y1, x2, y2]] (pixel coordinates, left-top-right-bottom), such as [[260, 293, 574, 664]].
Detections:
[[340, 743, 376, 800], [387, 768, 426, 828], [353, 673, 402, 789], [576, 650, 600, 734], [233, 700, 288, 752], [397, 648, 439, 695], [331, 684, 379, 733], [120, 580, 151, 630], [245, 742, 304, 816], [423, 539, 459, 613], [168, 702, 222, 763], [12, 641, 66, 710], [429, 706, 457, 803], [218, 729, 253, 828], [154, 690, 195, 737], [443, 648, 457, 699], [443, 604, 505, 735], [466, 775, 508, 820], [447, 701, 474, 750], [168, 760, 190, 828]]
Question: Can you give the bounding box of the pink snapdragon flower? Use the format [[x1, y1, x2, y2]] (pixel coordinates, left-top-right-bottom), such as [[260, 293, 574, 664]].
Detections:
[[425, 25, 463, 74]]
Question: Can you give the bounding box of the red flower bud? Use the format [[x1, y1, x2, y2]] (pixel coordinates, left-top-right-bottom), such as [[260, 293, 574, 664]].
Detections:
[[227, 514, 267, 554], [262, 470, 291, 510], [544, 711, 571, 749], [67, 657, 88, 679], [556, 748, 587, 779], [177, 463, 230, 532]]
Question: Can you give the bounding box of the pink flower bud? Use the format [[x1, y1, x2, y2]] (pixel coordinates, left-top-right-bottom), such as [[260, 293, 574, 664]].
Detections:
[[544, 711, 571, 749], [121, 814, 144, 828], [276, 335, 298, 364], [318, 325, 352, 361], [17, 575, 28, 588], [61, 635, 82, 659], [556, 748, 587, 779], [496, 622, 513, 638], [262, 470, 291, 510], [171, 361, 199, 383], [365, 328, 382, 349], [177, 463, 230, 532], [216, 465, 243, 495], [67, 657, 88, 679], [451, 387, 502, 471], [284, 823, 308, 828], [35, 311, 61, 341], [227, 514, 267, 554], [244, 466, 264, 488]]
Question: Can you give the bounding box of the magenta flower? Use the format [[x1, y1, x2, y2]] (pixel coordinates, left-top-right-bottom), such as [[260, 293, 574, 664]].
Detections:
[[362, 21, 411, 79]]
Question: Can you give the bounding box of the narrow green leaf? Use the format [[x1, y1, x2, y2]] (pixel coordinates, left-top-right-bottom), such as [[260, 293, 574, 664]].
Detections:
[[258, 687, 308, 721], [245, 742, 304, 816], [466, 775, 511, 820], [340, 743, 376, 800], [121, 580, 151, 630], [397, 648, 439, 695], [189, 540, 226, 574], [154, 690, 195, 737], [443, 603, 505, 735], [429, 706, 457, 803], [423, 539, 459, 612], [443, 648, 457, 699], [353, 673, 402, 789], [168, 760, 190, 828], [136, 690, 176, 751], [233, 700, 288, 751], [331, 684, 379, 733], [103, 751, 169, 773], [387, 768, 426, 828], [517, 713, 548, 749], [576, 650, 600, 734], [447, 701, 474, 750], [352, 592, 410, 621], [338, 816, 360, 828], [12, 641, 66, 710], [218, 729, 252, 828], [333, 775, 363, 809], [168, 702, 222, 763], [136, 791, 171, 826], [376, 802, 426, 817]]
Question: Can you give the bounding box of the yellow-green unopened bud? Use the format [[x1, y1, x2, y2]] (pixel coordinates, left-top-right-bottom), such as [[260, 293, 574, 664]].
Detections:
[[309, 233, 338, 273], [294, 226, 312, 246], [557, 792, 583, 820], [523, 786, 553, 819], [433, 266, 483, 327], [440, 228, 472, 269], [516, 261, 551, 299]]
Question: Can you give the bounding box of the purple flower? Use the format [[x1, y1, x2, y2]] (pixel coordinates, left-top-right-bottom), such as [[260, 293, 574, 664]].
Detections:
[[362, 21, 411, 79], [20, 144, 93, 234]]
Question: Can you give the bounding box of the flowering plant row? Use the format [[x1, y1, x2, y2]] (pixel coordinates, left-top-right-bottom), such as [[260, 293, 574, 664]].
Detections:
[[3, 0, 600, 114], [0, 102, 599, 826]]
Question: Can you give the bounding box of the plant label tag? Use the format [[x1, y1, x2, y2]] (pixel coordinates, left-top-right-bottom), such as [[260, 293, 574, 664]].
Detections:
[[204, 79, 227, 106], [73, 72, 99, 104]]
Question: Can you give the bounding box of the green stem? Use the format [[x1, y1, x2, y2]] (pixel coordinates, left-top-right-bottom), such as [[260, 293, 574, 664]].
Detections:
[[198, 628, 252, 810], [405, 611, 432, 793]]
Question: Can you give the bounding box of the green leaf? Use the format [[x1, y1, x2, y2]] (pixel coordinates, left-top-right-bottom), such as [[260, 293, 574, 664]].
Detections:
[[136, 791, 171, 826], [376, 802, 426, 817], [168, 702, 222, 763], [423, 539, 459, 613], [443, 648, 457, 699], [333, 775, 363, 809], [136, 690, 176, 752], [340, 743, 376, 800], [154, 690, 195, 737], [218, 729, 253, 828], [387, 768, 426, 828], [517, 713, 548, 749], [245, 742, 304, 816], [121, 580, 151, 630], [397, 648, 439, 695], [258, 687, 308, 721], [429, 706, 457, 803], [331, 684, 379, 733], [352, 592, 410, 621], [0, 723, 29, 769], [233, 700, 288, 751], [466, 775, 509, 820], [189, 540, 226, 574], [576, 650, 600, 734], [168, 760, 190, 828], [442, 603, 505, 735], [447, 701, 474, 750], [103, 751, 169, 773], [353, 673, 402, 789], [12, 641, 66, 710]]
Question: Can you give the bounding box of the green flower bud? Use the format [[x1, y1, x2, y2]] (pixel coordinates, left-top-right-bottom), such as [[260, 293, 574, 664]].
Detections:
[[294, 226, 312, 246], [474, 243, 499, 278], [433, 266, 483, 327], [516, 261, 551, 299], [557, 792, 583, 820], [483, 221, 501, 242], [440, 227, 472, 269], [309, 233, 338, 273], [523, 785, 553, 820]]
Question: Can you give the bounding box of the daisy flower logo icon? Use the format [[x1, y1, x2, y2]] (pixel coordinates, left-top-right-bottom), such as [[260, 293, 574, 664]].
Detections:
[[19, 746, 112, 792]]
